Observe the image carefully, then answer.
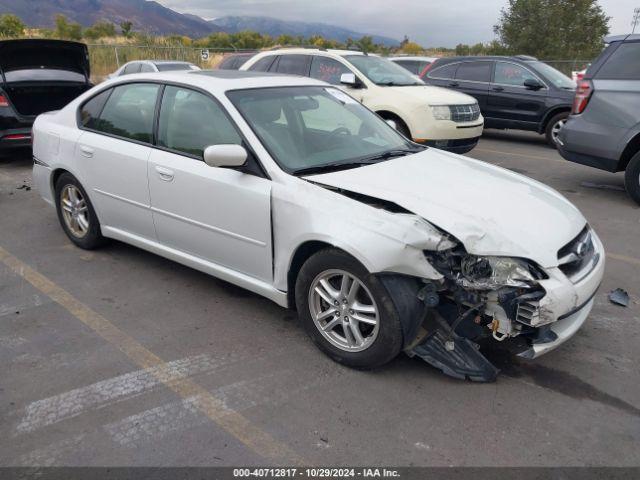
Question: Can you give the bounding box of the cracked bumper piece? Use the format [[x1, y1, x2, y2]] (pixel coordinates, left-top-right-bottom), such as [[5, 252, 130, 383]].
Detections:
[[517, 298, 593, 359]]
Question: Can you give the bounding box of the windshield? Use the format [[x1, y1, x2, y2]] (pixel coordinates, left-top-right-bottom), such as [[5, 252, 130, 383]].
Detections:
[[343, 55, 424, 86], [227, 86, 418, 173], [529, 61, 575, 89]]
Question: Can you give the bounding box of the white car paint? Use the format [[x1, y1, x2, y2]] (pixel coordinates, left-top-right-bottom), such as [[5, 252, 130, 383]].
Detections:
[[109, 60, 200, 78], [32, 70, 604, 361], [240, 49, 484, 146]]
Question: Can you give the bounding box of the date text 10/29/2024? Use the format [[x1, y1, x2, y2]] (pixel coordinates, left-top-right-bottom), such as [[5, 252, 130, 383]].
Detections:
[[233, 468, 401, 478]]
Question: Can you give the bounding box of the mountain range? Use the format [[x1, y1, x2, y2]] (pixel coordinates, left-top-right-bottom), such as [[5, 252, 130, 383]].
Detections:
[[0, 0, 399, 45]]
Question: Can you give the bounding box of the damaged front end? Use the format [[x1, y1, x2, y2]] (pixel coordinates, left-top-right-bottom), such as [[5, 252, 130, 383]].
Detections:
[[393, 245, 556, 382]]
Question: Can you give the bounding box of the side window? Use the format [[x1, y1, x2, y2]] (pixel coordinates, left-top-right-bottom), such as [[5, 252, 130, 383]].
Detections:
[[395, 60, 420, 75], [275, 55, 310, 76], [139, 63, 155, 73], [595, 42, 640, 80], [494, 62, 538, 86], [249, 55, 277, 72], [310, 56, 350, 85], [122, 63, 141, 75], [158, 86, 242, 158], [91, 83, 159, 143], [79, 89, 112, 128], [456, 61, 492, 82], [427, 63, 458, 80]]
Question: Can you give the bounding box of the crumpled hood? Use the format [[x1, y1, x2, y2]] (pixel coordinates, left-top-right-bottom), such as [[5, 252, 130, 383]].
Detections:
[[385, 85, 477, 105], [305, 149, 586, 268]]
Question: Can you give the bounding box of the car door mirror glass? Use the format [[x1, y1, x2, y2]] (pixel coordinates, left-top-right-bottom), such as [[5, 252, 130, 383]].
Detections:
[[203, 144, 248, 168], [524, 78, 543, 90], [340, 73, 359, 87]]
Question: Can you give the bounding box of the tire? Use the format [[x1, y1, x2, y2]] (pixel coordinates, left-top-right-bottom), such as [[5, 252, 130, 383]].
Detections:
[[545, 111, 569, 149], [295, 248, 403, 368], [624, 151, 640, 205], [54, 172, 107, 249]]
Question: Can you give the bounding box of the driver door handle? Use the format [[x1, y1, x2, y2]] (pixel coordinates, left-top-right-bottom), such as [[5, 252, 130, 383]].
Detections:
[[448, 81, 459, 87], [155, 166, 174, 182], [492, 86, 504, 92]]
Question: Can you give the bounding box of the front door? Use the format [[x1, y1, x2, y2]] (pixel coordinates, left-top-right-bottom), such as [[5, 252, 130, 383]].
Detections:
[[147, 85, 273, 282]]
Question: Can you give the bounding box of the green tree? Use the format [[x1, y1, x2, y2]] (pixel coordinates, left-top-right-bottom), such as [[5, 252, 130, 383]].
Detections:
[[401, 41, 424, 55], [83, 21, 116, 40], [0, 14, 25, 37], [55, 14, 82, 40], [120, 21, 133, 38], [494, 0, 609, 59]]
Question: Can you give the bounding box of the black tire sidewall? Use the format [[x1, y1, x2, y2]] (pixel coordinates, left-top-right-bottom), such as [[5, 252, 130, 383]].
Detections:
[[54, 173, 105, 249], [545, 112, 569, 148], [295, 248, 403, 369], [624, 152, 640, 205]]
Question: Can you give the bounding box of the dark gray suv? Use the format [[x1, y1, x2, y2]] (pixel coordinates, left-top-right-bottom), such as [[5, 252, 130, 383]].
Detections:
[[559, 34, 640, 204]]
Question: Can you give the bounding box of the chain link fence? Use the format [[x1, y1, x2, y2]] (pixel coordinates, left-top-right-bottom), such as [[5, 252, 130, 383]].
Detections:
[[88, 44, 255, 82], [88, 44, 592, 83]]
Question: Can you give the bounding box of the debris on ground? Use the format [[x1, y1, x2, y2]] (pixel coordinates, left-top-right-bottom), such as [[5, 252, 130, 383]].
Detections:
[[16, 184, 31, 191], [609, 288, 630, 307], [581, 181, 625, 192]]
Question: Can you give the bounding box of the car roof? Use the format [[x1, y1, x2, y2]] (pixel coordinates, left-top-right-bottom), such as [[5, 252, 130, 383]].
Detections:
[[432, 55, 539, 64], [256, 48, 365, 57], [390, 56, 438, 62], [605, 34, 640, 43], [105, 69, 329, 92]]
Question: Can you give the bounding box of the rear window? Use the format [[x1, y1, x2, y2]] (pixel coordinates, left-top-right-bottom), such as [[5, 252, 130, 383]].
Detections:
[[428, 63, 458, 80], [249, 56, 277, 72], [275, 55, 310, 76], [4, 69, 86, 83], [456, 61, 492, 82], [595, 42, 640, 80], [155, 63, 194, 72]]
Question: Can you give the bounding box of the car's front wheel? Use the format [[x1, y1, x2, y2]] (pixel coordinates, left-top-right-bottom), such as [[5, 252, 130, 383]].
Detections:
[[624, 151, 640, 205], [295, 248, 403, 368], [55, 172, 107, 249]]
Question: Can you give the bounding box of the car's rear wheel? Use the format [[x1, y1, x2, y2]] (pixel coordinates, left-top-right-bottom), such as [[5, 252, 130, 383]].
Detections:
[[295, 248, 403, 368], [624, 151, 640, 205], [55, 172, 106, 249], [545, 112, 569, 149]]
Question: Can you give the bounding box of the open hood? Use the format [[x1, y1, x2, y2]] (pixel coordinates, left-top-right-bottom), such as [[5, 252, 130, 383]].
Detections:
[[0, 40, 90, 80], [305, 149, 586, 268]]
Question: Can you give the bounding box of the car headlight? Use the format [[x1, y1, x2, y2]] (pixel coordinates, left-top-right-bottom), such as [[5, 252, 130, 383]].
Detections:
[[459, 255, 542, 289], [430, 105, 451, 121]]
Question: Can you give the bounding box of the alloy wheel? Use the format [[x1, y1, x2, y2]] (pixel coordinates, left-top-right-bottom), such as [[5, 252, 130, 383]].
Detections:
[[60, 184, 90, 238], [308, 269, 380, 352], [551, 118, 567, 145]]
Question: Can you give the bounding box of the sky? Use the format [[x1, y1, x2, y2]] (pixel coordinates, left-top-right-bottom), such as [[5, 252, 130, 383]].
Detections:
[[156, 0, 639, 47]]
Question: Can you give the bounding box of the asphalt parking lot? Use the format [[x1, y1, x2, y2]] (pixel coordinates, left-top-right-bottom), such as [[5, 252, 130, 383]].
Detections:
[[1, 130, 639, 467]]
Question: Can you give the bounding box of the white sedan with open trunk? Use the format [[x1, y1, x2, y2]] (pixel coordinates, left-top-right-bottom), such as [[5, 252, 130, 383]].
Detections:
[[32, 70, 604, 381]]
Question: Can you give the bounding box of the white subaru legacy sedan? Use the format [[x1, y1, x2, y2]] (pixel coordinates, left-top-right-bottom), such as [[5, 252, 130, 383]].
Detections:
[[32, 71, 604, 381]]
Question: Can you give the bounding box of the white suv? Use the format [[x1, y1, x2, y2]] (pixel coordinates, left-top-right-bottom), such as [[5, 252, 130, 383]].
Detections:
[[240, 49, 484, 154]]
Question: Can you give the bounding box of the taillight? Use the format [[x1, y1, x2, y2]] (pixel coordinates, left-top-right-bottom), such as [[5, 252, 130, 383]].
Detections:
[[572, 79, 593, 114], [0, 94, 9, 108]]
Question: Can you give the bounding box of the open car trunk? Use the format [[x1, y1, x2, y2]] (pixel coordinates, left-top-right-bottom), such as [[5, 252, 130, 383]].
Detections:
[[0, 39, 91, 117]]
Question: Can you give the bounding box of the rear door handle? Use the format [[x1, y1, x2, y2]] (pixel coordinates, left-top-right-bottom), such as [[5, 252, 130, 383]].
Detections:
[[79, 145, 94, 158], [448, 82, 459, 87], [155, 166, 174, 182], [492, 86, 504, 92]]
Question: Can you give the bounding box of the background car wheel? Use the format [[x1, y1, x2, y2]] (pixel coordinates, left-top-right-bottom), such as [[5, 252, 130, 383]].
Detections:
[[545, 112, 569, 149], [55, 172, 107, 249], [295, 248, 403, 368], [624, 152, 640, 205]]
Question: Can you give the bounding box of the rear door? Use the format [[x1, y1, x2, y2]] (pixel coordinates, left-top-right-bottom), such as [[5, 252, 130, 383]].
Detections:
[[77, 82, 160, 240], [272, 54, 312, 77], [148, 85, 272, 281], [485, 61, 548, 128], [452, 60, 492, 109]]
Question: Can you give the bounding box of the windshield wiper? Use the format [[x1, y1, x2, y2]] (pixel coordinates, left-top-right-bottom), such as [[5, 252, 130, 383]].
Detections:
[[293, 161, 378, 176], [357, 148, 421, 163]]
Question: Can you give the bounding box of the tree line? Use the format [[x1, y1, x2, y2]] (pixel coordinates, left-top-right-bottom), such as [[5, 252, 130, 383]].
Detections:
[[0, 0, 611, 60]]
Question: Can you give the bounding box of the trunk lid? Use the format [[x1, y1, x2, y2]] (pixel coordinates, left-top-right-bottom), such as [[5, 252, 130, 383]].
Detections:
[[0, 39, 90, 82]]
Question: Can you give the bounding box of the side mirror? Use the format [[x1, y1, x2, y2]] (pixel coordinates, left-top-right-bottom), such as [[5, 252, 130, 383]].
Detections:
[[203, 144, 247, 168], [385, 119, 397, 130], [340, 73, 362, 88], [524, 78, 543, 90]]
